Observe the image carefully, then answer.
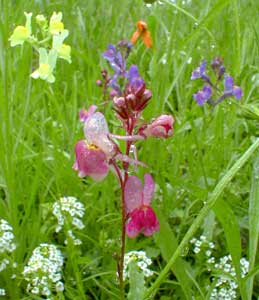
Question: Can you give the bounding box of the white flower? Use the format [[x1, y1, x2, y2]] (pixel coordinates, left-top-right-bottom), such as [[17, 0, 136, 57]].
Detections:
[[23, 244, 64, 298], [52, 196, 85, 245]]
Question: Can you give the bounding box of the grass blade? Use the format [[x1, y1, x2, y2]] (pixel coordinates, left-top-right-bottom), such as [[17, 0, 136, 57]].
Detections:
[[247, 153, 259, 299]]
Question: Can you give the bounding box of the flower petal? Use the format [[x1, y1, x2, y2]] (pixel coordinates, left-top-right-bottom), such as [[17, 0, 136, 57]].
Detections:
[[84, 112, 109, 144], [79, 105, 98, 122], [126, 209, 144, 238], [191, 60, 206, 80], [233, 86, 243, 99], [143, 207, 160, 236], [73, 140, 109, 181], [124, 176, 143, 213], [143, 174, 155, 206], [224, 75, 234, 92]]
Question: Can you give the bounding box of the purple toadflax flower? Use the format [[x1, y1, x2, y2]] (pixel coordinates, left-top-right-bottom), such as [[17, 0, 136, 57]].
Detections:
[[213, 75, 243, 106], [191, 60, 210, 81], [193, 85, 212, 106], [103, 44, 126, 75], [223, 75, 242, 99], [102, 42, 132, 95], [125, 174, 159, 238]]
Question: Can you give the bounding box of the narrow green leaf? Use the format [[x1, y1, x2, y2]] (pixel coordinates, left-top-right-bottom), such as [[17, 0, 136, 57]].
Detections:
[[247, 153, 259, 299], [128, 261, 146, 300]]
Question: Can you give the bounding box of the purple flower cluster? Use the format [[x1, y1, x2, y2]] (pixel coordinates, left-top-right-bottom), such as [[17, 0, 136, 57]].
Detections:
[[191, 58, 243, 107], [102, 41, 132, 95]]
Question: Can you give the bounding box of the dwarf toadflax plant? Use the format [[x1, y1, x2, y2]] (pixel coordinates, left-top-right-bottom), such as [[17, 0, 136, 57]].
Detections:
[[73, 40, 174, 297]]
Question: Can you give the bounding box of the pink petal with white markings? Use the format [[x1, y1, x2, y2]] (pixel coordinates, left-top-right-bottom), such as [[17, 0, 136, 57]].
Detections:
[[124, 176, 143, 213]]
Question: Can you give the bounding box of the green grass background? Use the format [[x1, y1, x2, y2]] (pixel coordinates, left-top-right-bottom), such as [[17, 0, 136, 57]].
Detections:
[[1, 0, 259, 299]]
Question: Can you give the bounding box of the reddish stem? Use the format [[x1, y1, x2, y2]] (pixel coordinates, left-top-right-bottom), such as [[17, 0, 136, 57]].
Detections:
[[112, 161, 126, 300]]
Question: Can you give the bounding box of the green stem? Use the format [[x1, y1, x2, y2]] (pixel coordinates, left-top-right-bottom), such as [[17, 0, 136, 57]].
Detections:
[[144, 138, 259, 299]]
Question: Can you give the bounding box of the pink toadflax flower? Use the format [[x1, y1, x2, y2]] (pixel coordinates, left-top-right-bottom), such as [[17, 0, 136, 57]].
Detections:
[[125, 174, 159, 238], [139, 115, 174, 138], [74, 106, 146, 181], [74, 107, 117, 181], [73, 140, 109, 181]]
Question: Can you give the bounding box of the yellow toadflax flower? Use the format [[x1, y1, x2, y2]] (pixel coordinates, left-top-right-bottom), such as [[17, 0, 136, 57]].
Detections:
[[49, 12, 64, 35], [9, 12, 32, 47], [31, 48, 57, 83]]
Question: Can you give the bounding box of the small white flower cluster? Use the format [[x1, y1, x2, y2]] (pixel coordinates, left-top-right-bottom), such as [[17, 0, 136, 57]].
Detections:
[[52, 196, 85, 245], [0, 219, 16, 258], [0, 219, 16, 297], [0, 219, 16, 272], [190, 236, 249, 300], [123, 251, 154, 280], [210, 255, 249, 300], [23, 243, 64, 299], [190, 235, 215, 256], [0, 288, 5, 296]]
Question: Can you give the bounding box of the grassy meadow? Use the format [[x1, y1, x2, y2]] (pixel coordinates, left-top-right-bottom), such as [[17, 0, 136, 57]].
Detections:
[[1, 0, 259, 299]]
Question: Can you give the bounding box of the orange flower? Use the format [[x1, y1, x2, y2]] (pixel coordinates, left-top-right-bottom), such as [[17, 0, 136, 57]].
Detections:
[[131, 21, 152, 48]]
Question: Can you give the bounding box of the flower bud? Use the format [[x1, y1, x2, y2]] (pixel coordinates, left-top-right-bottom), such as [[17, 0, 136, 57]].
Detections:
[[113, 97, 128, 119], [36, 14, 47, 29], [139, 115, 174, 138], [96, 79, 102, 86]]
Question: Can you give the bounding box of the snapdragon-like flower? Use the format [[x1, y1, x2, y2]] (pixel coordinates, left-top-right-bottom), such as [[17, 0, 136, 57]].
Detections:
[[191, 60, 208, 81], [125, 174, 159, 238], [31, 48, 57, 83], [223, 75, 242, 99], [139, 114, 174, 138], [52, 30, 71, 63], [193, 85, 212, 106], [52, 196, 85, 245], [9, 12, 32, 47], [49, 12, 65, 35], [74, 140, 110, 181], [74, 107, 116, 181], [23, 244, 64, 298], [74, 106, 146, 181]]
